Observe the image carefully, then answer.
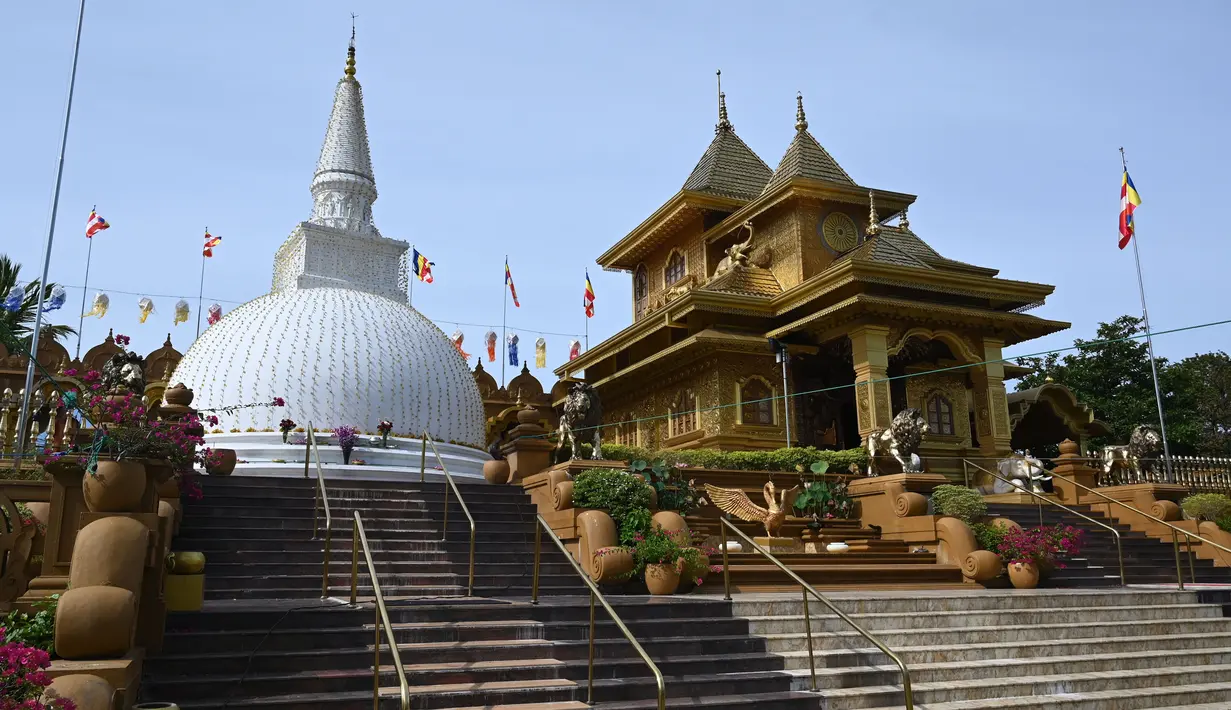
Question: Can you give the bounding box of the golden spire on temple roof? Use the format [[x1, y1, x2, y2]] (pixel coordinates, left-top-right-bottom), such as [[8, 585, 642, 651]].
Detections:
[[899, 205, 910, 232], [344, 15, 357, 79], [716, 70, 733, 133], [795, 92, 808, 132], [866, 190, 881, 238]]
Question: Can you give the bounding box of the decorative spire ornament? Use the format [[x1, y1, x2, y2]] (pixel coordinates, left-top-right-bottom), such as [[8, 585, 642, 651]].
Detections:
[[899, 205, 910, 232], [795, 92, 808, 132], [866, 190, 881, 238], [716, 70, 733, 134]]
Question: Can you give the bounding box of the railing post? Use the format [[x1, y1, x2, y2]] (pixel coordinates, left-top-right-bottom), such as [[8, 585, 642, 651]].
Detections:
[[303, 431, 311, 479], [531, 520, 542, 605], [1172, 529, 1185, 591], [720, 520, 732, 602], [419, 433, 427, 484], [321, 524, 332, 599], [441, 476, 450, 543], [372, 601, 381, 710], [587, 590, 597, 705], [350, 516, 360, 607], [802, 586, 817, 692]]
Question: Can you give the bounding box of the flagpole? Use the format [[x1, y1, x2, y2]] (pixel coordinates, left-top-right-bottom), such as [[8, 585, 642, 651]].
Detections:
[[16, 0, 88, 465], [195, 229, 207, 337], [75, 231, 94, 359], [1121, 148, 1174, 482], [501, 255, 508, 387], [408, 244, 415, 308]]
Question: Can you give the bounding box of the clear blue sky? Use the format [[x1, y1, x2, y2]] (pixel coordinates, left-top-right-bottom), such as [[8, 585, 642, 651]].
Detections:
[[8, 1, 1230, 374]]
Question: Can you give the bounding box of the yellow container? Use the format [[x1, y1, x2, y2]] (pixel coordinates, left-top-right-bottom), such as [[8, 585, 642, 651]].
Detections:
[[165, 573, 205, 612]]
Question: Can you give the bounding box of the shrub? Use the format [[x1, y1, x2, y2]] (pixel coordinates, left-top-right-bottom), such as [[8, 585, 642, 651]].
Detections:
[[572, 468, 655, 543], [563, 443, 868, 473], [1218, 513, 1231, 534], [930, 485, 987, 523], [619, 507, 654, 546], [2, 595, 57, 656], [970, 522, 1006, 554], [629, 459, 703, 515], [0, 638, 73, 709], [794, 478, 854, 524], [1181, 493, 1231, 522]]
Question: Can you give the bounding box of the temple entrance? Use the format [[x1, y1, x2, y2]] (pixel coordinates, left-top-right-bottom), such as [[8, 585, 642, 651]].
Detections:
[[1007, 382, 1111, 457], [792, 338, 860, 450]]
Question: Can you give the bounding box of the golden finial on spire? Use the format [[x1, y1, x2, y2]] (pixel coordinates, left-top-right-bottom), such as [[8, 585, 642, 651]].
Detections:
[[899, 205, 910, 232], [795, 92, 808, 132], [716, 70, 732, 133], [866, 190, 881, 238], [345, 14, 358, 79]]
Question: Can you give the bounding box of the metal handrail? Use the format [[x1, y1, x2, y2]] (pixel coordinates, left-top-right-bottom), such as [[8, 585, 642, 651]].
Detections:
[[717, 519, 914, 708], [530, 515, 666, 710], [352, 511, 410, 710], [307, 423, 335, 599], [963, 460, 1126, 587], [418, 430, 475, 596], [1048, 469, 1231, 589]]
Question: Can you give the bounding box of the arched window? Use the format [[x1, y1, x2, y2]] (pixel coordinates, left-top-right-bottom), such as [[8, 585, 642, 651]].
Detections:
[[664, 251, 686, 286], [926, 394, 955, 436], [740, 379, 774, 426], [669, 390, 698, 438], [634, 264, 648, 318]]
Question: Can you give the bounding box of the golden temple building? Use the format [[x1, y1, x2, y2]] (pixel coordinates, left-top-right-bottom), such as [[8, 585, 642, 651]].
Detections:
[[557, 89, 1073, 475]]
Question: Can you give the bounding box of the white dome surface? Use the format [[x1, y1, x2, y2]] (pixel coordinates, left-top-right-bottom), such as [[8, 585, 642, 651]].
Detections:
[[172, 287, 485, 446]]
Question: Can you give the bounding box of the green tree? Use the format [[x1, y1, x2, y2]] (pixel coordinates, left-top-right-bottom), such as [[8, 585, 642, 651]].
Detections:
[[0, 254, 75, 350], [1168, 352, 1231, 455]]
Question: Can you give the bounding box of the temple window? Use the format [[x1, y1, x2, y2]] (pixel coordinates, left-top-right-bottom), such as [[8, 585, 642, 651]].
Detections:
[[926, 393, 955, 436], [614, 416, 639, 447], [739, 379, 774, 426], [634, 264, 648, 317], [664, 251, 686, 286], [669, 390, 698, 438]]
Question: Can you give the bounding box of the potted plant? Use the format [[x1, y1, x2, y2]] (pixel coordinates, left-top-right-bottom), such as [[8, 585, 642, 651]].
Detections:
[[377, 419, 394, 448], [335, 425, 360, 465], [629, 459, 703, 515], [0, 638, 74, 709], [996, 526, 1054, 589], [279, 418, 296, 444], [631, 528, 689, 595]]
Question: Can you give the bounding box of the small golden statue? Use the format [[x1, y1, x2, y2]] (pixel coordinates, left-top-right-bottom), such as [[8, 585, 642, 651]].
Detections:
[[705, 481, 801, 539]]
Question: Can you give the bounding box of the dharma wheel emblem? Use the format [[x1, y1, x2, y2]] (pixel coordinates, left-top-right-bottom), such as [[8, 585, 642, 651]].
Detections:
[[822, 212, 858, 252]]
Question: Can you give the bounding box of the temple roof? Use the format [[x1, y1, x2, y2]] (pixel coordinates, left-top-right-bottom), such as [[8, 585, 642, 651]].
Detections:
[[702, 266, 782, 298], [761, 95, 855, 195], [680, 92, 772, 201], [836, 225, 997, 276], [314, 41, 375, 186]]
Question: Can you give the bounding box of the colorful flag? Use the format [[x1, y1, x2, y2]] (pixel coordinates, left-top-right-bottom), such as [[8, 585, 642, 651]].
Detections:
[[138, 297, 156, 324], [535, 337, 546, 368], [1119, 171, 1142, 250], [584, 271, 595, 318], [504, 258, 520, 307], [203, 231, 222, 257], [83, 292, 109, 318], [2, 286, 23, 312], [569, 339, 581, 361], [507, 333, 519, 367], [485, 330, 497, 362], [207, 303, 223, 326], [450, 330, 470, 360], [173, 299, 190, 326], [412, 248, 434, 283], [86, 208, 110, 238], [43, 285, 67, 313]]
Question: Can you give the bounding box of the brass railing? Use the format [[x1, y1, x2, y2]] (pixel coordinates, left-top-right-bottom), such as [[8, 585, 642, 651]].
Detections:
[[717, 518, 914, 708], [417, 431, 475, 596], [350, 511, 410, 710], [963, 460, 1126, 587], [307, 423, 335, 599], [1048, 470, 1231, 590], [530, 515, 666, 710]]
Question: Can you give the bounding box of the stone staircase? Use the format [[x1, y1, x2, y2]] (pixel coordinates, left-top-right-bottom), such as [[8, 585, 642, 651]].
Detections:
[[738, 588, 1231, 709], [985, 502, 1231, 587]]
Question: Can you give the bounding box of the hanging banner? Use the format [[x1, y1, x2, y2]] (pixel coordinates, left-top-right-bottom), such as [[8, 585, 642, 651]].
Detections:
[[569, 339, 581, 361], [535, 338, 546, 368], [43, 285, 67, 313], [2, 286, 23, 312], [485, 330, 497, 362], [450, 329, 470, 360], [138, 297, 156, 324], [173, 299, 190, 326], [507, 333, 519, 367], [83, 292, 109, 318], [207, 303, 223, 326]]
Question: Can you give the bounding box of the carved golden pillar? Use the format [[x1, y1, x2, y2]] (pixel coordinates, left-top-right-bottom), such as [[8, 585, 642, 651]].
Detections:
[[969, 337, 1012, 457], [850, 325, 893, 439]]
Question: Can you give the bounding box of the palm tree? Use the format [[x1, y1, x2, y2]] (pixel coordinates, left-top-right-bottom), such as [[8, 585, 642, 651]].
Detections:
[[0, 254, 75, 352]]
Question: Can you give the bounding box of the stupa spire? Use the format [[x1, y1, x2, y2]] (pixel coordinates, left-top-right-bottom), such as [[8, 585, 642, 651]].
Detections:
[[716, 70, 732, 133], [308, 28, 379, 236], [795, 92, 808, 132]]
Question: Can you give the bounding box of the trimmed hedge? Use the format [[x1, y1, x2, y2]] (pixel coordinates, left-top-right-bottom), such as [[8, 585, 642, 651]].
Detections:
[[931, 484, 987, 524], [561, 443, 867, 473], [1181, 493, 1231, 522]]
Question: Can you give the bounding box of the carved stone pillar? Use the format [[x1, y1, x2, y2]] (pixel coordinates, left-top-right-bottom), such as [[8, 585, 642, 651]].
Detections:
[[500, 404, 556, 483], [849, 325, 892, 440], [969, 337, 1012, 457]]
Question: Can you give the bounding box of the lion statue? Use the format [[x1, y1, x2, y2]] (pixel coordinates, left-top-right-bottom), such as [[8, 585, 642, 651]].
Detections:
[[1102, 424, 1164, 484], [101, 351, 147, 395], [556, 382, 603, 461], [996, 451, 1051, 494], [865, 408, 929, 476]]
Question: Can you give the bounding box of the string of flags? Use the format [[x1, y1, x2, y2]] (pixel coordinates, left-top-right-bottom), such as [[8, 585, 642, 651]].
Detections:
[[507, 332, 519, 367], [83, 293, 109, 318], [137, 297, 156, 324], [174, 299, 191, 326], [485, 331, 497, 362], [207, 303, 223, 326]]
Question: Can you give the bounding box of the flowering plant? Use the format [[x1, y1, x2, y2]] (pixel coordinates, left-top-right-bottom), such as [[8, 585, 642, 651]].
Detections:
[[114, 334, 131, 348], [995, 524, 1083, 567], [0, 637, 74, 709], [334, 426, 360, 455], [377, 420, 393, 435]]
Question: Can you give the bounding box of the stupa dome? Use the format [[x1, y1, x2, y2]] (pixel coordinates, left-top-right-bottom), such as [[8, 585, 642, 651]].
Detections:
[[172, 36, 485, 449], [172, 288, 483, 444]]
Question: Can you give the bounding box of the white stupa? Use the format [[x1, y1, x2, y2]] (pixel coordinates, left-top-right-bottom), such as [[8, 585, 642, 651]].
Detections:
[[173, 36, 487, 475]]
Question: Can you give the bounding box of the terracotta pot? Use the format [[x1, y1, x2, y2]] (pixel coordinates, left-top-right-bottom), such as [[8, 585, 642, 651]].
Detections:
[[164, 384, 194, 407], [207, 448, 237, 476], [1008, 561, 1041, 589], [1038, 558, 1056, 579], [645, 563, 681, 595], [483, 460, 511, 485], [83, 459, 148, 513]]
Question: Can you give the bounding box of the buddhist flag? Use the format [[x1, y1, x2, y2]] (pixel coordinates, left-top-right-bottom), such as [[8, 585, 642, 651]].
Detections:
[[412, 248, 434, 283], [203, 231, 222, 257], [86, 208, 110, 238], [584, 271, 595, 318], [1119, 171, 1141, 250], [505, 258, 520, 307]]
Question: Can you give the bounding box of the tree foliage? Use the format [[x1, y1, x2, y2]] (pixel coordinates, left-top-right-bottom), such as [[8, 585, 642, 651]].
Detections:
[[1016, 315, 1231, 454]]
